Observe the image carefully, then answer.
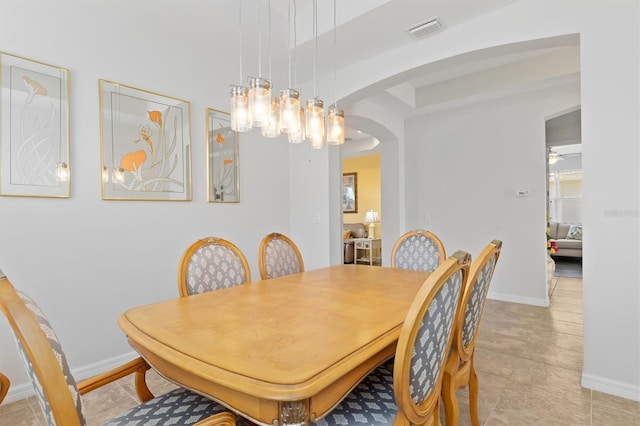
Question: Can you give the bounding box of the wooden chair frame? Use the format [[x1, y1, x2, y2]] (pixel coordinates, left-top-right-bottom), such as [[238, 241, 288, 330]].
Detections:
[[0, 371, 9, 405], [442, 240, 502, 426], [393, 251, 470, 426], [258, 232, 305, 280], [0, 271, 236, 426], [390, 230, 447, 270], [178, 237, 252, 297]]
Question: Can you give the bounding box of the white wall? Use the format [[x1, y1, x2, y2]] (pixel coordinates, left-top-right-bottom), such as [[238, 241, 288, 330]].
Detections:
[[328, 0, 640, 401], [0, 0, 291, 401], [405, 85, 580, 306]]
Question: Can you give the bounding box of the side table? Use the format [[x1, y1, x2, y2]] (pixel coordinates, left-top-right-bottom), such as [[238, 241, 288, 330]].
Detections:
[[354, 238, 382, 266]]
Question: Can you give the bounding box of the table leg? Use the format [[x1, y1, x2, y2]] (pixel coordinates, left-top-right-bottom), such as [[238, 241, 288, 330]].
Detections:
[[275, 400, 311, 426]]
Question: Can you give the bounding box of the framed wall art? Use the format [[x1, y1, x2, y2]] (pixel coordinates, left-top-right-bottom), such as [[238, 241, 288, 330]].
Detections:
[[0, 52, 70, 198], [207, 108, 239, 203], [99, 80, 192, 201], [342, 172, 357, 213]]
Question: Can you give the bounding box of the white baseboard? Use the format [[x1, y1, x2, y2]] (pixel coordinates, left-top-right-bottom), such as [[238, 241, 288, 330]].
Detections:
[[582, 373, 640, 402], [4, 351, 139, 405], [488, 291, 549, 307]]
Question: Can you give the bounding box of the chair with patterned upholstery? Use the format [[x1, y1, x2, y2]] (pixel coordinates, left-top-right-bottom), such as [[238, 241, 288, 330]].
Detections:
[[178, 237, 251, 297], [391, 230, 446, 272], [442, 240, 502, 426], [0, 371, 8, 405], [258, 232, 304, 280], [0, 270, 236, 426], [311, 251, 471, 426]]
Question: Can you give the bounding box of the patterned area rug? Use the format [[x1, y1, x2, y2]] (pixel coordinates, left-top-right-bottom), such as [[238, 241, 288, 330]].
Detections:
[[552, 257, 582, 278]]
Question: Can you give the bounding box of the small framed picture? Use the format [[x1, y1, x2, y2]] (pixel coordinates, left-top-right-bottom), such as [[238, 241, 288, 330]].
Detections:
[[99, 80, 192, 201], [0, 52, 70, 197], [207, 108, 239, 203], [342, 172, 357, 213]]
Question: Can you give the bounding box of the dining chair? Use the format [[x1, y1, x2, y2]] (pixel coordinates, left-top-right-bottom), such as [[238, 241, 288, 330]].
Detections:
[[0, 270, 236, 426], [178, 237, 251, 297], [0, 371, 8, 405], [311, 250, 471, 426], [442, 240, 502, 426], [258, 232, 304, 279], [391, 230, 446, 272]]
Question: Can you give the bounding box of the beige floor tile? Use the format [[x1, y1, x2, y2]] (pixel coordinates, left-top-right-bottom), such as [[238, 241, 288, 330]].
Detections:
[[592, 390, 640, 415], [487, 380, 591, 426], [592, 403, 640, 426], [526, 329, 583, 353]]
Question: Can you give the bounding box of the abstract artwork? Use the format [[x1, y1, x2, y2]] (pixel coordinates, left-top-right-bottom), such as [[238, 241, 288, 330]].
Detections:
[[207, 108, 239, 203], [99, 80, 192, 201], [0, 52, 70, 197]]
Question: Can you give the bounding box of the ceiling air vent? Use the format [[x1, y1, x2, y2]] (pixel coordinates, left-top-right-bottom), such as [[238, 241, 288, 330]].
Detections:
[[407, 17, 442, 39]]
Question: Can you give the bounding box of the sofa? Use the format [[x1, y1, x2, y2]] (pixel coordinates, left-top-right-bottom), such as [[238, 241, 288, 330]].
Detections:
[[548, 222, 582, 258], [343, 223, 368, 263]]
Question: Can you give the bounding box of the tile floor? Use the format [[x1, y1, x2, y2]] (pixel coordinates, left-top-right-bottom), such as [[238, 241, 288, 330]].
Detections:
[[1, 275, 639, 425]]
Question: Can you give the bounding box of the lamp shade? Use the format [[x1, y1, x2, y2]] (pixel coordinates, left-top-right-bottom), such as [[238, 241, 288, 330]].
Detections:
[[364, 210, 379, 223]]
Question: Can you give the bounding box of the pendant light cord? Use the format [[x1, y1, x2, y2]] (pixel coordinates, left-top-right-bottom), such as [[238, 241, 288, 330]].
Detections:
[[287, 0, 292, 88], [293, 0, 298, 88], [333, 0, 337, 108], [258, 0, 262, 77], [239, 0, 243, 84], [313, 0, 318, 98], [268, 0, 272, 81]]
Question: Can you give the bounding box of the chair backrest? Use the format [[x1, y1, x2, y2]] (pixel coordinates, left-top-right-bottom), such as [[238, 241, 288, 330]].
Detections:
[[178, 237, 251, 297], [453, 240, 502, 361], [258, 233, 304, 280], [393, 251, 470, 425], [0, 271, 85, 426], [390, 230, 446, 272], [0, 371, 9, 405]]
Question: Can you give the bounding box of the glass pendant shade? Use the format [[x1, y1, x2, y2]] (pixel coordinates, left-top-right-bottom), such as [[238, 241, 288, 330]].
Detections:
[[305, 98, 325, 149], [288, 107, 305, 143], [326, 107, 344, 145], [248, 77, 271, 128], [230, 85, 251, 132], [279, 89, 301, 134], [262, 97, 281, 138]]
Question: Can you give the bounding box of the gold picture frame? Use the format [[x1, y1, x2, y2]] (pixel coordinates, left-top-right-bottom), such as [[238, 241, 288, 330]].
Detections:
[[99, 80, 192, 201], [207, 108, 239, 203], [0, 52, 70, 198]]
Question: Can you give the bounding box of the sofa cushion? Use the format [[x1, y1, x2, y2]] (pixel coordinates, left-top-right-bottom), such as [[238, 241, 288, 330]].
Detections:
[[567, 224, 582, 240], [554, 239, 582, 250], [556, 223, 570, 239], [343, 230, 351, 240]]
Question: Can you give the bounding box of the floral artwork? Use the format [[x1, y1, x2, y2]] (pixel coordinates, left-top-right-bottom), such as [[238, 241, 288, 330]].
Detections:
[[207, 109, 239, 203], [0, 52, 70, 197], [99, 80, 192, 201]]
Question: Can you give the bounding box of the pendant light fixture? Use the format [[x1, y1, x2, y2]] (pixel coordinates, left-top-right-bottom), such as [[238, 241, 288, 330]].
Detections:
[[228, 0, 345, 147], [248, 0, 271, 128], [230, 0, 251, 132], [288, 106, 305, 143], [326, 0, 344, 145], [262, 0, 281, 138], [280, 0, 301, 137], [306, 0, 325, 149]]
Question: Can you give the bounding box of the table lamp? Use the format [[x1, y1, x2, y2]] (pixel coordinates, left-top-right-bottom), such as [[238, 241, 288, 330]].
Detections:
[[364, 210, 379, 239]]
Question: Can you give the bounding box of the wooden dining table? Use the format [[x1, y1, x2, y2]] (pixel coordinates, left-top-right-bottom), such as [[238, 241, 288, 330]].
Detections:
[[118, 264, 431, 426]]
